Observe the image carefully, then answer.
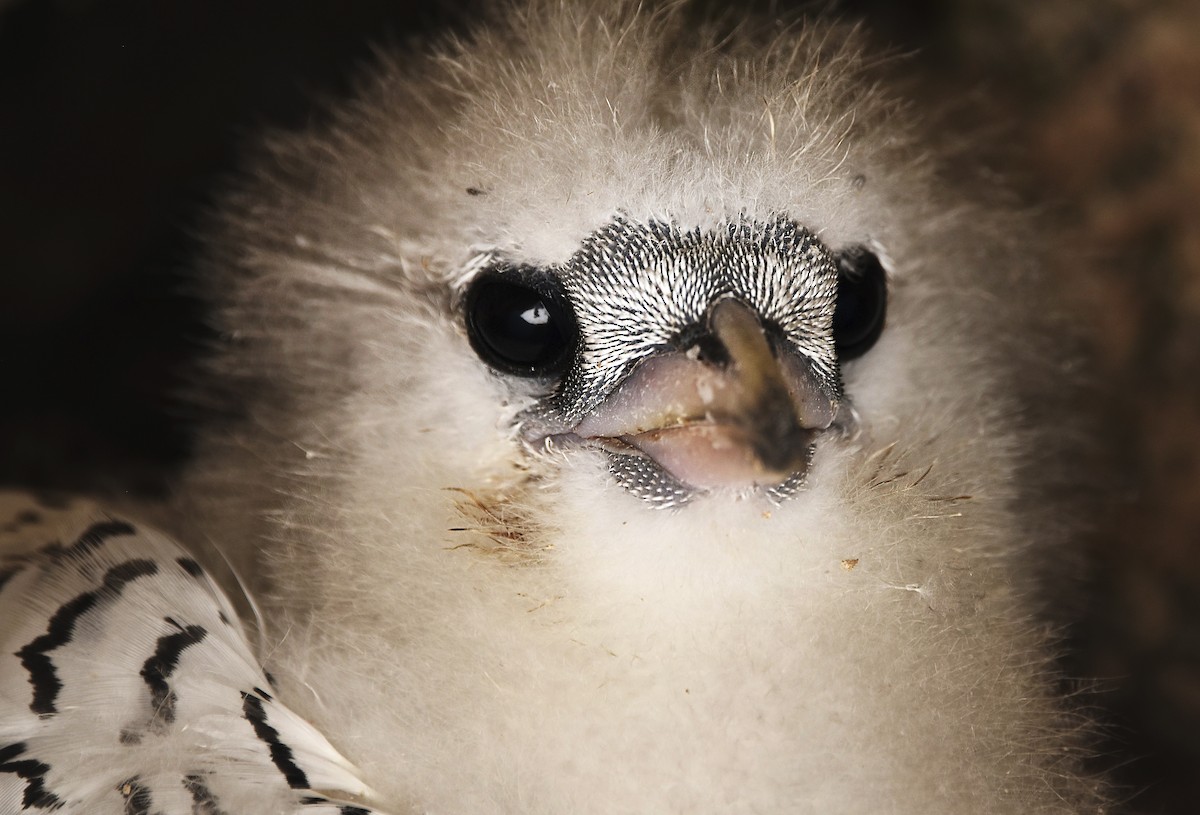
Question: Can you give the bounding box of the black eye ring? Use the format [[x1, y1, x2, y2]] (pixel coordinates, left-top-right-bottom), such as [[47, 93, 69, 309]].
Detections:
[[464, 266, 578, 377], [832, 246, 888, 360]]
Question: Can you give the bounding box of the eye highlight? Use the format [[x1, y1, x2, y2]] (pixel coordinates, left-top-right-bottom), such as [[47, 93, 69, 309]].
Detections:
[[832, 246, 887, 360], [465, 268, 578, 377]]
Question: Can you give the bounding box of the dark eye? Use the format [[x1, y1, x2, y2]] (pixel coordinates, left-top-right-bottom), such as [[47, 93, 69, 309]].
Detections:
[[832, 246, 887, 360], [465, 268, 577, 377]]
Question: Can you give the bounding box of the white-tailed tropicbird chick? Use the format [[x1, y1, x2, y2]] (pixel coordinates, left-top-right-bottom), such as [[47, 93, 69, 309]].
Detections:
[[1, 2, 1108, 813]]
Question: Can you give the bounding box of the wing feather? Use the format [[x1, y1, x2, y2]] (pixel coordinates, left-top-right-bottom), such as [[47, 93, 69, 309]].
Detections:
[[0, 493, 393, 815]]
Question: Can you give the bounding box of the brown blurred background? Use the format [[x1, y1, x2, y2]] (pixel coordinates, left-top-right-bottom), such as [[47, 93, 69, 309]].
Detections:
[[0, 0, 1196, 810]]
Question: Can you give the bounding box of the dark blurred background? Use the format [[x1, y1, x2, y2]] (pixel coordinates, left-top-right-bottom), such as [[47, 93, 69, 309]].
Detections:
[[0, 0, 1197, 810]]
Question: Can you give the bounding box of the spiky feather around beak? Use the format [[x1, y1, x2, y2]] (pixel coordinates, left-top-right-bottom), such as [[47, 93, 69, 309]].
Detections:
[[564, 296, 837, 490]]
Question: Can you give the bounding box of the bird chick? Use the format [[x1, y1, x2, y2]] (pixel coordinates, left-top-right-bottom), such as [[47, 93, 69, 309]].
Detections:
[[165, 1, 1107, 812]]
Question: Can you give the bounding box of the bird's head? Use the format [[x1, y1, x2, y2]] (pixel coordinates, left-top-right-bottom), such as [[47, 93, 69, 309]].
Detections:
[[196, 0, 1033, 608], [461, 215, 887, 508]]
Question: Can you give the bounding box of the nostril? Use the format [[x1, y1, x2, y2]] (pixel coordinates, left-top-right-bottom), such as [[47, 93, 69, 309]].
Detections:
[[691, 334, 730, 367], [671, 325, 731, 367]]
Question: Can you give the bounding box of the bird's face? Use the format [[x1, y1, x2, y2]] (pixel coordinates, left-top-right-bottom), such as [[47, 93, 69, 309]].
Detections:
[[459, 216, 888, 508]]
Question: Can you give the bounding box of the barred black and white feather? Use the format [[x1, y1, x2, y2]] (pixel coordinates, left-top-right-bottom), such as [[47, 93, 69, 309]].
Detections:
[[0, 493, 389, 815]]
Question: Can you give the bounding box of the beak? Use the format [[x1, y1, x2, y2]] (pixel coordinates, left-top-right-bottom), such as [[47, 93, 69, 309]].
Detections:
[[572, 297, 837, 490]]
